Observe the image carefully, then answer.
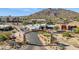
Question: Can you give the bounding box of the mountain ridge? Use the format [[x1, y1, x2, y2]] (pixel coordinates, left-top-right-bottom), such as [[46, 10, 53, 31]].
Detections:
[[27, 8, 79, 20]]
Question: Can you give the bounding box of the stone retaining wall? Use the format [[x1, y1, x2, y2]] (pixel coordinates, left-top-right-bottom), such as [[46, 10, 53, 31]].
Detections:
[[38, 34, 50, 45]]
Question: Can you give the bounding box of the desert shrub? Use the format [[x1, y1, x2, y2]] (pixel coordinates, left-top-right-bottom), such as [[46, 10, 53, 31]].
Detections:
[[0, 34, 7, 41], [0, 32, 12, 40], [23, 21, 28, 25], [12, 31, 16, 33], [73, 27, 79, 33], [63, 32, 71, 37], [54, 26, 59, 31], [76, 17, 79, 22]]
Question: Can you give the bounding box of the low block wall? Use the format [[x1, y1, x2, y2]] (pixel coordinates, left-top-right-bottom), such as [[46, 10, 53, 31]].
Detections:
[[38, 34, 50, 45]]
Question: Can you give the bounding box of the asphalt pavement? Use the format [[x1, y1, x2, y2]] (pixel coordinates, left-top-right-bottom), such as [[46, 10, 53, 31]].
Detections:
[[25, 32, 46, 50]]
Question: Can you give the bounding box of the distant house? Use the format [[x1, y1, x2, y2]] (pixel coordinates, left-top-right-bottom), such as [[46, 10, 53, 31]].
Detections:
[[61, 24, 67, 31], [0, 16, 24, 23], [0, 25, 13, 31], [68, 21, 79, 27], [58, 24, 77, 31], [25, 23, 55, 31], [46, 24, 54, 29], [55, 21, 79, 31], [68, 26, 77, 30], [0, 17, 7, 22], [31, 19, 46, 23], [25, 24, 46, 31], [25, 24, 39, 31], [67, 21, 78, 31], [7, 16, 22, 23]]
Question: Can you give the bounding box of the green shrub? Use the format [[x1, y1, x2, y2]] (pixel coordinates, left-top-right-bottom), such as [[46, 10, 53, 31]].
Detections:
[[76, 17, 79, 22], [0, 32, 12, 40], [47, 22, 54, 25], [54, 26, 59, 31], [63, 32, 71, 37], [12, 31, 16, 33], [0, 34, 7, 41], [73, 28, 79, 33]]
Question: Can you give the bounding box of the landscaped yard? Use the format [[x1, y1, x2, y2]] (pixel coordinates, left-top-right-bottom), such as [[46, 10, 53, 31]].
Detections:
[[0, 31, 12, 40]]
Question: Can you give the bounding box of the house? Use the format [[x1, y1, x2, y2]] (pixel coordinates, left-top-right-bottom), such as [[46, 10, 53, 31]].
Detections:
[[33, 24, 41, 30], [68, 26, 77, 30], [67, 21, 79, 30], [25, 24, 40, 31], [0, 25, 13, 31], [61, 24, 67, 30], [31, 19, 46, 23], [55, 21, 79, 31], [25, 23, 47, 31], [0, 16, 23, 23], [46, 24, 55, 29], [58, 24, 77, 31], [55, 24, 68, 31], [40, 24, 46, 30], [68, 21, 79, 27]]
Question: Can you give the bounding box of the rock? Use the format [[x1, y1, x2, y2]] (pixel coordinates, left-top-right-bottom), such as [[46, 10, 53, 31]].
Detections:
[[15, 44, 21, 49], [7, 40, 16, 46], [5, 46, 11, 50], [0, 46, 3, 50], [13, 32, 24, 43]]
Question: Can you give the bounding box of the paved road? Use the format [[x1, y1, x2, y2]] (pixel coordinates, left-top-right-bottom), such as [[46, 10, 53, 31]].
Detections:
[[14, 26, 47, 50], [22, 32, 46, 50], [26, 32, 42, 45]]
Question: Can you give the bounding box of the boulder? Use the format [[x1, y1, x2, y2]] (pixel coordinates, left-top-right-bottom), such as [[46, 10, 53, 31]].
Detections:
[[14, 32, 24, 43], [5, 46, 11, 50]]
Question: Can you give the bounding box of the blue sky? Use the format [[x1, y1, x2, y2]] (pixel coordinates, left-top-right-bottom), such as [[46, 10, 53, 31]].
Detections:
[[0, 8, 79, 16], [65, 8, 79, 13]]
